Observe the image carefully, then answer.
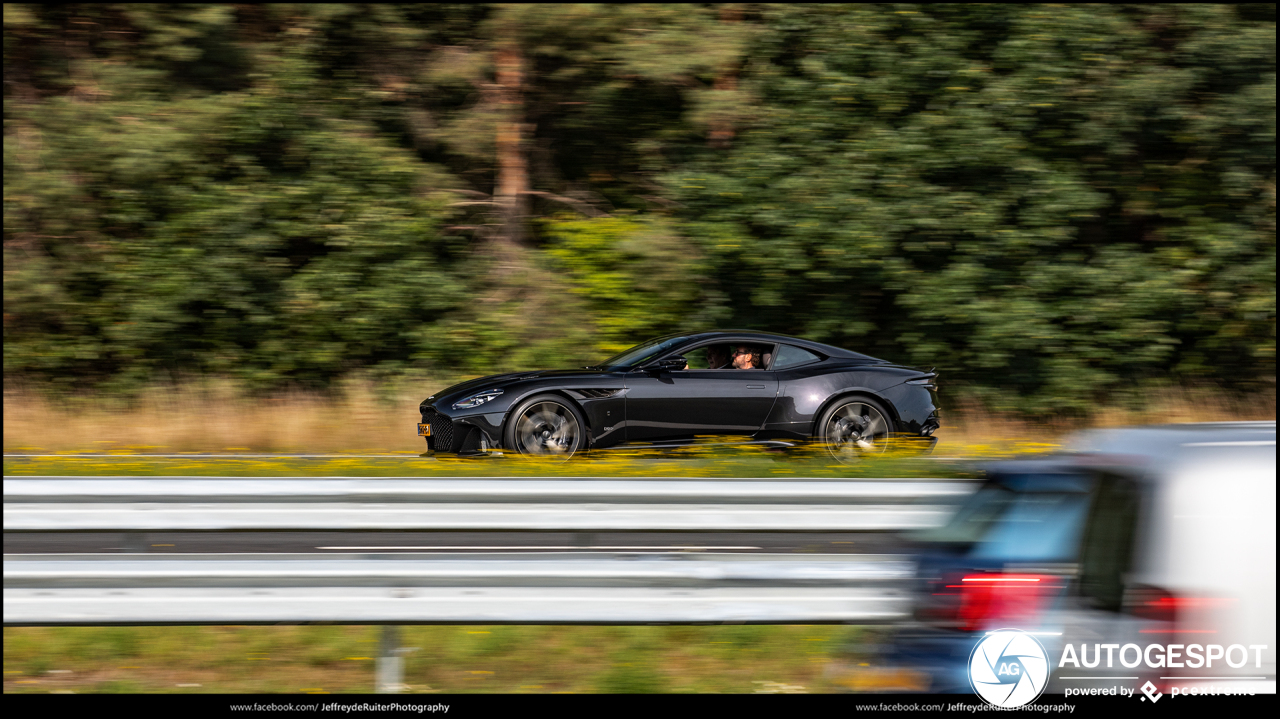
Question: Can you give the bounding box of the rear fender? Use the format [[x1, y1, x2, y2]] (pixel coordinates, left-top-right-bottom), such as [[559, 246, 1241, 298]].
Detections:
[[810, 390, 902, 438]]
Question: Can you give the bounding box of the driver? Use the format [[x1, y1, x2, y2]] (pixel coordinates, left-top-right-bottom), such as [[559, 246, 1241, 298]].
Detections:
[[731, 345, 762, 369]]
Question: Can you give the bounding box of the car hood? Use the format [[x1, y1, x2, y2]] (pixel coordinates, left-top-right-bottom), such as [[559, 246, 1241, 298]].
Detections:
[[425, 369, 612, 407]]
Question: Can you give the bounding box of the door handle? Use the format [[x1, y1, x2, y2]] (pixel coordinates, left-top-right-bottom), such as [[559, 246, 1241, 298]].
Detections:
[[746, 385, 766, 389]]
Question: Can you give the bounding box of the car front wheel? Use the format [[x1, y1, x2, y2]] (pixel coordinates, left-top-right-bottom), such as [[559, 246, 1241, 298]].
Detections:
[[818, 397, 893, 462], [504, 394, 586, 460]]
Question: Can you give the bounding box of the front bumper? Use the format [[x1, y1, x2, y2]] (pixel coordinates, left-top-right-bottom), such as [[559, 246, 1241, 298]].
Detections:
[[420, 407, 504, 454]]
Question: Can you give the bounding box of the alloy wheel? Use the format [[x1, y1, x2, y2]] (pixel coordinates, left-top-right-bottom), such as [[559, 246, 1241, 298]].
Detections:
[[513, 401, 581, 458], [823, 401, 891, 461]]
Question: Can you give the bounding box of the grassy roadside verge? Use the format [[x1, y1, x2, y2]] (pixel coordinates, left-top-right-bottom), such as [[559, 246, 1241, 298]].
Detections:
[[4, 624, 879, 694], [7, 379, 1272, 458], [1, 448, 985, 479]]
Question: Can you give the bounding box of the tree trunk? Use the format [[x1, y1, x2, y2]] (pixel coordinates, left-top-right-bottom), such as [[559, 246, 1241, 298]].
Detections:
[[708, 4, 742, 149], [494, 44, 529, 247]]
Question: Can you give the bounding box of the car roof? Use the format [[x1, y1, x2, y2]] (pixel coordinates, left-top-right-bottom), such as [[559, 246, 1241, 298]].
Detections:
[[677, 330, 886, 362], [1065, 421, 1276, 456], [986, 421, 1276, 481]]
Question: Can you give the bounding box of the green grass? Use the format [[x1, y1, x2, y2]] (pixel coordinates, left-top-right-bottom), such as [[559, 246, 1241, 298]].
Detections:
[[2, 443, 992, 479], [4, 625, 871, 694]]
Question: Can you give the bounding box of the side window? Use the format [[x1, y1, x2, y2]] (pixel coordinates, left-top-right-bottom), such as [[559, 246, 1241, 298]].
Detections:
[[681, 345, 731, 370], [773, 344, 821, 369], [727, 343, 769, 369], [1077, 474, 1141, 612], [683, 347, 712, 370]]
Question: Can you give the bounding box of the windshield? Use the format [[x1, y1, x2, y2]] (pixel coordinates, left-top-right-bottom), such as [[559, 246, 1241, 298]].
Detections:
[[910, 479, 1092, 563], [969, 492, 1089, 562], [910, 486, 1015, 545], [595, 336, 690, 369]]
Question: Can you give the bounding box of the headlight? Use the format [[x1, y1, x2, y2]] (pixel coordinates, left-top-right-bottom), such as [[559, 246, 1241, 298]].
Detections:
[[452, 388, 504, 410]]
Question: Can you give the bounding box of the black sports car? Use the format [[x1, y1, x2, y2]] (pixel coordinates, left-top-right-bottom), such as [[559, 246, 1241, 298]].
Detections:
[[418, 330, 940, 461]]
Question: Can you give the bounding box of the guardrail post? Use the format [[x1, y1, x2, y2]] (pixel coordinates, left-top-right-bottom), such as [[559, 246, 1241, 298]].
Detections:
[[376, 625, 405, 694]]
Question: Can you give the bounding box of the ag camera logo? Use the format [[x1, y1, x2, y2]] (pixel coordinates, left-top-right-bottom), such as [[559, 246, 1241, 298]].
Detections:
[[969, 629, 1050, 708]]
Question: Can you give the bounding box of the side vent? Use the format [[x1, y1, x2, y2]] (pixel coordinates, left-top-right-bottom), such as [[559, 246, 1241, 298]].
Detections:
[[576, 388, 622, 399], [457, 426, 485, 454]]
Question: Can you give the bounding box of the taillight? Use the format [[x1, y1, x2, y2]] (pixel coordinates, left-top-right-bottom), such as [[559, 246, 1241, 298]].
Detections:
[[924, 572, 1065, 632], [1125, 584, 1231, 635], [1127, 584, 1178, 623]]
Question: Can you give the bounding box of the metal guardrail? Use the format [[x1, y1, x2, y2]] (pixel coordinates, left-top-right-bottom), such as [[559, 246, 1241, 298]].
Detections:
[[4, 475, 975, 691], [3, 552, 917, 625], [4, 476, 974, 624], [3, 476, 975, 532]]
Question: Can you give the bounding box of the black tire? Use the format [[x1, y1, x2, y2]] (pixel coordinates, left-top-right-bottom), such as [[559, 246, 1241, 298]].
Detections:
[[817, 396, 894, 462], [504, 394, 587, 460]]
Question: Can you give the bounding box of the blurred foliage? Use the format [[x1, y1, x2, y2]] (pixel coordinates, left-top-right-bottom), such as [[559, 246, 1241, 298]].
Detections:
[[666, 4, 1275, 412], [4, 4, 1275, 413], [543, 215, 720, 357]]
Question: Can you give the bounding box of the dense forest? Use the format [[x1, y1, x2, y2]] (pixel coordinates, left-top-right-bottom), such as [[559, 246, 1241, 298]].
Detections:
[[4, 4, 1275, 412]]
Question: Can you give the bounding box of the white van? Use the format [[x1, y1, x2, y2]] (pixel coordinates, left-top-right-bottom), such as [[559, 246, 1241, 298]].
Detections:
[[874, 421, 1276, 695]]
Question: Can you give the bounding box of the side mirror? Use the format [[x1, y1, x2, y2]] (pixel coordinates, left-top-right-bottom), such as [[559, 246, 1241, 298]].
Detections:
[[648, 357, 687, 372]]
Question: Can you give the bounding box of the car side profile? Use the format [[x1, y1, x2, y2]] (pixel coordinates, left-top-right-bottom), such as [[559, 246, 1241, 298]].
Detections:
[[418, 330, 940, 461]]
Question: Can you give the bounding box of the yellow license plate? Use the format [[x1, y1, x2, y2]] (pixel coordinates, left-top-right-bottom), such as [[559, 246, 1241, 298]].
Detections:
[[418, 423, 431, 437]]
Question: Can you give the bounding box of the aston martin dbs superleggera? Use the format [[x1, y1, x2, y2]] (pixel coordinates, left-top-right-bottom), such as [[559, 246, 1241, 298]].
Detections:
[[418, 330, 939, 461]]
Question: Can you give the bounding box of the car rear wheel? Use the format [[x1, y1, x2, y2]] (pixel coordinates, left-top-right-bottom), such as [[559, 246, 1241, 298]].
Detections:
[[505, 394, 586, 460], [818, 397, 893, 462]]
